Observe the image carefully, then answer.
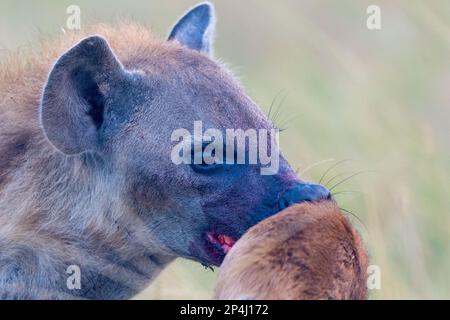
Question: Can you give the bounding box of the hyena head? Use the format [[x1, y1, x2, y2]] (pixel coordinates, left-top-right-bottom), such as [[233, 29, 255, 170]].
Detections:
[[40, 3, 331, 267]]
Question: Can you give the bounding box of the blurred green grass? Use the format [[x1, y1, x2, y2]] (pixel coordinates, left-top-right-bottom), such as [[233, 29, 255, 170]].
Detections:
[[1, 0, 449, 299]]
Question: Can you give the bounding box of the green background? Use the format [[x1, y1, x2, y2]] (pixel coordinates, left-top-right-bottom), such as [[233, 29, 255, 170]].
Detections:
[[1, 0, 449, 299]]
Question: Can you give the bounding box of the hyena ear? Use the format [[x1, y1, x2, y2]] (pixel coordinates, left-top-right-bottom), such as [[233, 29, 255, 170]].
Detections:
[[40, 36, 124, 155], [168, 2, 215, 55]]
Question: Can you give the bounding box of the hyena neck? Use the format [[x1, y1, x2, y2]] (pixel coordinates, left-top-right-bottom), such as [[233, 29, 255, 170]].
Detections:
[[0, 145, 174, 299], [0, 23, 185, 299]]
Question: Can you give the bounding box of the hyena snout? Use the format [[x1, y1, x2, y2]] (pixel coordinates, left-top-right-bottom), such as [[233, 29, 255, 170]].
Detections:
[[278, 182, 331, 210]]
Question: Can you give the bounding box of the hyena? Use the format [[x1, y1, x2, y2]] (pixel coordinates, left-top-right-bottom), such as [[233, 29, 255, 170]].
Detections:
[[0, 3, 331, 299], [214, 201, 368, 300]]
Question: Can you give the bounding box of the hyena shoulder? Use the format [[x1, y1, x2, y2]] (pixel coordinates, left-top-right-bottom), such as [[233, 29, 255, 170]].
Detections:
[[0, 22, 180, 299]]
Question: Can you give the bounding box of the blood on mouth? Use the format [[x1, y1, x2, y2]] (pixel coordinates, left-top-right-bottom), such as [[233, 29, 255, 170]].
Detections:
[[207, 232, 236, 254]]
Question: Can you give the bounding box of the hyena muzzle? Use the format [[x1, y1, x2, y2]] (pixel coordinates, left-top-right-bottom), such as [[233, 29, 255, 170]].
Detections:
[[0, 3, 330, 299]]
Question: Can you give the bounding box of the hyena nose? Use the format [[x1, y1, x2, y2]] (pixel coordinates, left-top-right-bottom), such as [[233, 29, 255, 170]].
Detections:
[[278, 183, 332, 210]]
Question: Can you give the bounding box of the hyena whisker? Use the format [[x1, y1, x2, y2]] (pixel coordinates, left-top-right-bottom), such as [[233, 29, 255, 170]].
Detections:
[[339, 207, 368, 233], [270, 94, 283, 125], [329, 170, 371, 192], [276, 113, 302, 133], [201, 263, 215, 272], [318, 159, 350, 185], [324, 171, 348, 188], [275, 94, 289, 126], [271, 92, 289, 129], [274, 109, 292, 130], [267, 89, 285, 122], [331, 190, 365, 197], [297, 158, 335, 177]]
